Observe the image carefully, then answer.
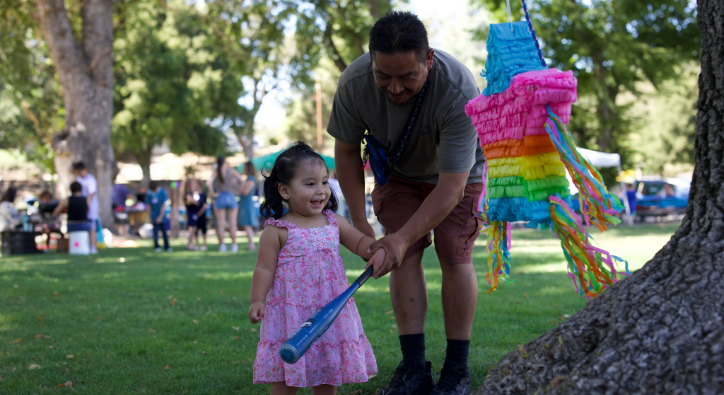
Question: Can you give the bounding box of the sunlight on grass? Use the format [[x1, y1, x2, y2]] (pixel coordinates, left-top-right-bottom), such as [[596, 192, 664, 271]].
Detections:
[[0, 222, 680, 394]]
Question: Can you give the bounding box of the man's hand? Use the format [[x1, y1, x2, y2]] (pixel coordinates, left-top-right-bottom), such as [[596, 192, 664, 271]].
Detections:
[[367, 232, 410, 279], [248, 302, 265, 324], [155, 215, 164, 225]]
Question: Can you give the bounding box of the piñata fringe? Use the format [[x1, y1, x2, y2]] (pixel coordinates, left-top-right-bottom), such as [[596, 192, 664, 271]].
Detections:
[[545, 105, 622, 231], [549, 196, 629, 298], [485, 221, 511, 292]]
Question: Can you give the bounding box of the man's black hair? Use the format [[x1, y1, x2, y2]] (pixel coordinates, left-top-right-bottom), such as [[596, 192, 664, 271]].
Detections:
[[369, 10, 429, 63], [149, 181, 159, 191], [70, 182, 82, 194], [72, 162, 86, 170]]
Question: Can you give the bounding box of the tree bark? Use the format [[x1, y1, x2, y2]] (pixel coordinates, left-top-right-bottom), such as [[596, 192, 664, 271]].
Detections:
[[36, 0, 116, 228], [475, 1, 724, 394], [136, 148, 152, 189]]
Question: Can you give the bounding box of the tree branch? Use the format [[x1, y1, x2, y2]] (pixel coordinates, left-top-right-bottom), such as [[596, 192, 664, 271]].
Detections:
[[323, 17, 348, 72], [35, 0, 86, 82]]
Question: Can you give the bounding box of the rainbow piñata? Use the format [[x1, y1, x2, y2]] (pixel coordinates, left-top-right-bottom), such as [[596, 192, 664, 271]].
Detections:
[[465, 21, 627, 298]]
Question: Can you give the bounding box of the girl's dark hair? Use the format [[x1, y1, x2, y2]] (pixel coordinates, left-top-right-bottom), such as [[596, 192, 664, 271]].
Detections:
[[216, 156, 226, 184], [70, 182, 82, 194], [1, 188, 17, 203], [369, 11, 430, 63], [260, 141, 338, 219]]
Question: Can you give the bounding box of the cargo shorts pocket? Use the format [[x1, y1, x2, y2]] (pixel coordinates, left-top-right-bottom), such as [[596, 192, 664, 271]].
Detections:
[[457, 195, 482, 256]]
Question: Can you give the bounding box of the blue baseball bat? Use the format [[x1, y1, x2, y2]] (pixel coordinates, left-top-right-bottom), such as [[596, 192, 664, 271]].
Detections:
[[279, 266, 374, 364]]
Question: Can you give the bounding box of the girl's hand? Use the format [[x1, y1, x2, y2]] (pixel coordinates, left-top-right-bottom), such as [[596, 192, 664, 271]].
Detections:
[[249, 302, 266, 324], [365, 247, 388, 279]]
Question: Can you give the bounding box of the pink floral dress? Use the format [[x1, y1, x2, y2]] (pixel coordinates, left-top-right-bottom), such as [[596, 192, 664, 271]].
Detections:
[[253, 210, 377, 387]]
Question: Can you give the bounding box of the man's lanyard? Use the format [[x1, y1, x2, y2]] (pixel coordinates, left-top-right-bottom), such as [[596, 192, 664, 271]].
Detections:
[[385, 77, 429, 176]]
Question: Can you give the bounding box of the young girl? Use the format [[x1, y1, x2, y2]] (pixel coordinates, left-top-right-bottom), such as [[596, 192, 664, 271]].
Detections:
[[184, 179, 208, 251], [249, 142, 385, 395]]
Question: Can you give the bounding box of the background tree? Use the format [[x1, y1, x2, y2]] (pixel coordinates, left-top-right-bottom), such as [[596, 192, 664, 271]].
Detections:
[[205, 0, 291, 158], [112, 0, 230, 186], [473, 0, 699, 168], [475, 1, 724, 393], [0, 0, 65, 173], [630, 64, 698, 175], [13, 0, 117, 226]]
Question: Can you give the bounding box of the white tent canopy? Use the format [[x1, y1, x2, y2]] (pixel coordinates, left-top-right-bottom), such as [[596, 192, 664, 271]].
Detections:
[[577, 148, 621, 168]]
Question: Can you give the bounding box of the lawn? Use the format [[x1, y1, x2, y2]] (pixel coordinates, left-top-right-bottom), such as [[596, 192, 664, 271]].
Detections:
[[0, 222, 680, 394]]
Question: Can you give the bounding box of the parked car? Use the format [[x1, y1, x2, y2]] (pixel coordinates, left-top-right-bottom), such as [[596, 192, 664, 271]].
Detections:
[[635, 179, 689, 221]]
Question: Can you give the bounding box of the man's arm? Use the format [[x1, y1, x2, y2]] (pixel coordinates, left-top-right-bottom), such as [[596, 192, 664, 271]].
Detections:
[[335, 139, 375, 238], [368, 170, 469, 278]]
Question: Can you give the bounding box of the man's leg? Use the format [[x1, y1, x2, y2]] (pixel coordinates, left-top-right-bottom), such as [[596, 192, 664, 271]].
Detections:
[[430, 183, 482, 395], [440, 261, 477, 340], [390, 250, 428, 372], [380, 249, 436, 395]]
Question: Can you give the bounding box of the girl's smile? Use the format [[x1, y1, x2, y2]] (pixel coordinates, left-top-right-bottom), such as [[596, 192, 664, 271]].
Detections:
[[278, 159, 331, 218]]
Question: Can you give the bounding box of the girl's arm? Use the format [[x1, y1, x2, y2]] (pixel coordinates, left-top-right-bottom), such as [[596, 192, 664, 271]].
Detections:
[[249, 226, 283, 323], [336, 214, 387, 278]]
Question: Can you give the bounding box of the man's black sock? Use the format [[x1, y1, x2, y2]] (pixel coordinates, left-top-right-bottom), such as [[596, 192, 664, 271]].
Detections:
[[442, 339, 470, 373], [399, 333, 426, 371]]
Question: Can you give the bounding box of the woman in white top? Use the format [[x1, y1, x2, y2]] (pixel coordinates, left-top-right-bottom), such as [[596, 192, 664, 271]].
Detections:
[[0, 188, 22, 232]]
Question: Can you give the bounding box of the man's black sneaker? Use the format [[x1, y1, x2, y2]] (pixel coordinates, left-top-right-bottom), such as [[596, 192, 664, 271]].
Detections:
[[431, 367, 471, 395], [378, 360, 435, 395]]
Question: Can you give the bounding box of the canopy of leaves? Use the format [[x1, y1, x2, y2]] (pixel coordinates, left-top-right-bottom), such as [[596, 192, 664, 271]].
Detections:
[[472, 0, 699, 167], [0, 0, 63, 171], [112, 0, 233, 165]]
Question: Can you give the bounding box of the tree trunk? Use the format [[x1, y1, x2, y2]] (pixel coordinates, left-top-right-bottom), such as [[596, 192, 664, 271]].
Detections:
[[475, 2, 724, 394], [36, 0, 116, 228], [137, 148, 153, 188]]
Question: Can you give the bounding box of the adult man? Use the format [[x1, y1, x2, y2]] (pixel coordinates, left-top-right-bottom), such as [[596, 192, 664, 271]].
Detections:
[[328, 11, 485, 395], [73, 162, 100, 254]]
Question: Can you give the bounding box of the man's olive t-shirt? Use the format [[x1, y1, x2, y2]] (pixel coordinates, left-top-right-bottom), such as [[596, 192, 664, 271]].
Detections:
[[327, 50, 485, 185]]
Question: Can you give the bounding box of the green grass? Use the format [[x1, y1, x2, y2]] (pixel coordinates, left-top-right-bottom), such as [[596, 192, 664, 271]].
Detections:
[[0, 222, 679, 394]]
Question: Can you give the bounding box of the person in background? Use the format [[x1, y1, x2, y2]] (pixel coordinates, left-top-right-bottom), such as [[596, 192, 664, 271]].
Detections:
[[206, 156, 243, 253], [72, 162, 100, 254], [328, 171, 349, 221], [237, 161, 258, 252], [146, 181, 171, 252], [112, 181, 134, 235], [184, 179, 208, 251], [136, 187, 147, 206], [625, 183, 637, 216], [0, 188, 22, 232], [38, 190, 61, 251], [53, 182, 91, 232]]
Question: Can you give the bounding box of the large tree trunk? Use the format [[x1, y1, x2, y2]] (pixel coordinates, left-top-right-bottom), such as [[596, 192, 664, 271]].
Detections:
[[475, 2, 724, 394], [36, 0, 115, 228]]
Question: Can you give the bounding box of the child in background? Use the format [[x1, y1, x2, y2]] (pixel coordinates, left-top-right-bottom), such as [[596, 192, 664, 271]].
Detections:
[[184, 179, 207, 251], [72, 162, 99, 253], [249, 142, 385, 395], [53, 182, 91, 232], [146, 181, 171, 252]]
